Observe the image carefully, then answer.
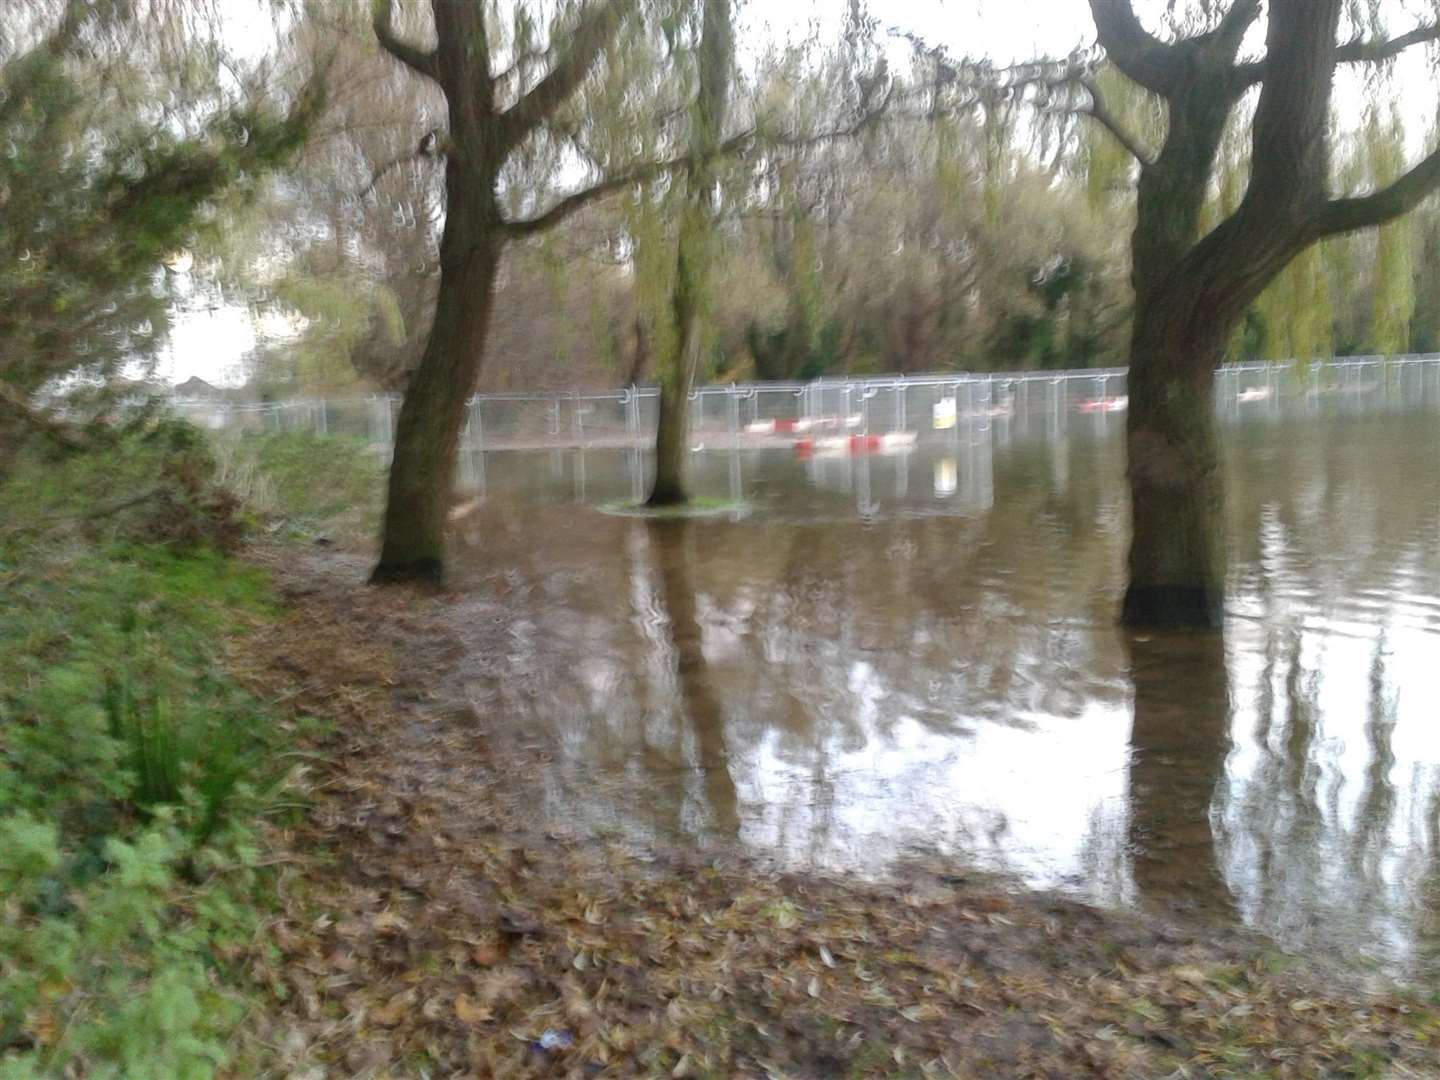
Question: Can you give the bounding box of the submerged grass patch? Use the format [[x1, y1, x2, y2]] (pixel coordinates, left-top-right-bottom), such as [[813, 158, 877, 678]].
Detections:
[[597, 495, 750, 519]]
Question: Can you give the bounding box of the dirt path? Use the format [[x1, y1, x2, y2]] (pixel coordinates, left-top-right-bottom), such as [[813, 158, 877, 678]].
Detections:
[[235, 545, 1440, 1079]]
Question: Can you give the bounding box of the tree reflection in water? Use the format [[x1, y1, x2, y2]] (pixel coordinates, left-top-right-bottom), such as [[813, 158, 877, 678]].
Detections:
[[1126, 632, 1237, 921], [646, 520, 741, 840], [444, 410, 1440, 978]]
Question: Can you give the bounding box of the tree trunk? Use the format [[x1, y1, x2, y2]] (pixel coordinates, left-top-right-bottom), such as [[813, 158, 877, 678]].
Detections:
[[371, 200, 500, 584], [649, 208, 707, 506], [645, 0, 731, 508], [1122, 306, 1228, 628], [649, 359, 695, 506]]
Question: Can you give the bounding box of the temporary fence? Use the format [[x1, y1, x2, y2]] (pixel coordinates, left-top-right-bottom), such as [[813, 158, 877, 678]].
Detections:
[[170, 354, 1440, 453]]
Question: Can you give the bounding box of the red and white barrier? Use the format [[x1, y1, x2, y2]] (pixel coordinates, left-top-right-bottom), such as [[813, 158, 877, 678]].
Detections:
[[794, 431, 918, 457]]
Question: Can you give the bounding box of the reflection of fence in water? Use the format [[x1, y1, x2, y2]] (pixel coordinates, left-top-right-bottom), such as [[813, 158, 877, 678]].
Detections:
[[170, 354, 1440, 452]]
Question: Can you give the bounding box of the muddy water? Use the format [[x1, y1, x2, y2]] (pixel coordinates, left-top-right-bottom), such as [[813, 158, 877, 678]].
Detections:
[[446, 405, 1440, 979]]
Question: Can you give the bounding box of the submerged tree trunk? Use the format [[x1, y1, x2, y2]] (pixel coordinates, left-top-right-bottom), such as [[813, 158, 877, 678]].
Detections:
[[371, 185, 501, 583], [648, 203, 707, 506], [1122, 320, 1226, 626], [646, 0, 732, 508]]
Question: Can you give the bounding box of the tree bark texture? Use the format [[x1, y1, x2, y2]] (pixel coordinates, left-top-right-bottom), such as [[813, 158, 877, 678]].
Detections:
[[647, 0, 732, 507], [371, 191, 501, 583], [648, 201, 708, 506], [1122, 316, 1227, 626]]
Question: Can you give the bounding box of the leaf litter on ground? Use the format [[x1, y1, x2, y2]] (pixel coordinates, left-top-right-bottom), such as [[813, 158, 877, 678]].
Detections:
[[230, 545, 1440, 1079]]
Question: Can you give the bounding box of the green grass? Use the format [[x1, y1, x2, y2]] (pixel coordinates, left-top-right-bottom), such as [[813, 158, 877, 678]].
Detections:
[[214, 430, 382, 542], [0, 432, 314, 1078], [597, 495, 750, 519]]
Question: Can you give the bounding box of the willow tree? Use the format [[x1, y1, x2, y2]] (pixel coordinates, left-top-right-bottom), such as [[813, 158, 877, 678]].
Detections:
[[0, 0, 326, 457], [647, 0, 733, 507], [369, 0, 708, 582], [1081, 0, 1440, 627], [1366, 104, 1415, 354]]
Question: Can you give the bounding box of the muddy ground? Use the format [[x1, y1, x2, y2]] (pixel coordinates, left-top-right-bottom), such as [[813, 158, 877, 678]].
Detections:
[[233, 545, 1440, 1079]]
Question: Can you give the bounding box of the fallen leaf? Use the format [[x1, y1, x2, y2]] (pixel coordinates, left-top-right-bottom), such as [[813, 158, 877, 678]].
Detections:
[[370, 991, 412, 1027], [372, 909, 409, 933], [455, 994, 491, 1024]]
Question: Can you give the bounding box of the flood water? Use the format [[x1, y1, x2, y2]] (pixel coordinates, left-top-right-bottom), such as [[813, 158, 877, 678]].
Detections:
[[446, 399, 1440, 980]]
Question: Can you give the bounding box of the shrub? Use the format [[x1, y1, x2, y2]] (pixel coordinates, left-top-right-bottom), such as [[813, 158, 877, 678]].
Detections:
[[0, 450, 288, 1077]]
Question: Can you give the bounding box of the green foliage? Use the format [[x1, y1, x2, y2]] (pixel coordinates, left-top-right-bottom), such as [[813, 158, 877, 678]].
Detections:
[[0, 434, 303, 1077], [1367, 106, 1414, 355], [270, 274, 406, 393], [1082, 65, 1163, 213], [1253, 244, 1333, 362], [0, 5, 326, 399], [219, 430, 383, 540]]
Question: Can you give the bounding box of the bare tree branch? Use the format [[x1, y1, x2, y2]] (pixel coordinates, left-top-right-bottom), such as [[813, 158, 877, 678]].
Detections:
[[503, 79, 897, 241], [1067, 75, 1154, 164], [373, 0, 439, 84], [504, 131, 754, 237], [0, 382, 91, 453], [1235, 20, 1440, 86], [1088, 0, 1180, 95], [1212, 0, 1263, 52], [498, 0, 637, 151], [358, 128, 444, 199], [1336, 21, 1440, 63], [1317, 143, 1440, 236]]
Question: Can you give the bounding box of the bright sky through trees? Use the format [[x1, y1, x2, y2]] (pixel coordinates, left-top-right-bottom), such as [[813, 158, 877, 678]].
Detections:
[[157, 0, 1440, 387]]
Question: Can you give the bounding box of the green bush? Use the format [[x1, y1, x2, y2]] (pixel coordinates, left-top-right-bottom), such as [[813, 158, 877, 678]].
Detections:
[[0, 441, 293, 1077]]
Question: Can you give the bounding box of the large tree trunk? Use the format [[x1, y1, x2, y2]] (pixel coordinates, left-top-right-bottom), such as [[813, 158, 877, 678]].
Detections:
[[1122, 310, 1229, 627], [1105, 0, 1351, 629], [649, 357, 695, 506], [649, 219, 705, 506], [371, 192, 500, 584], [645, 0, 731, 508]]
